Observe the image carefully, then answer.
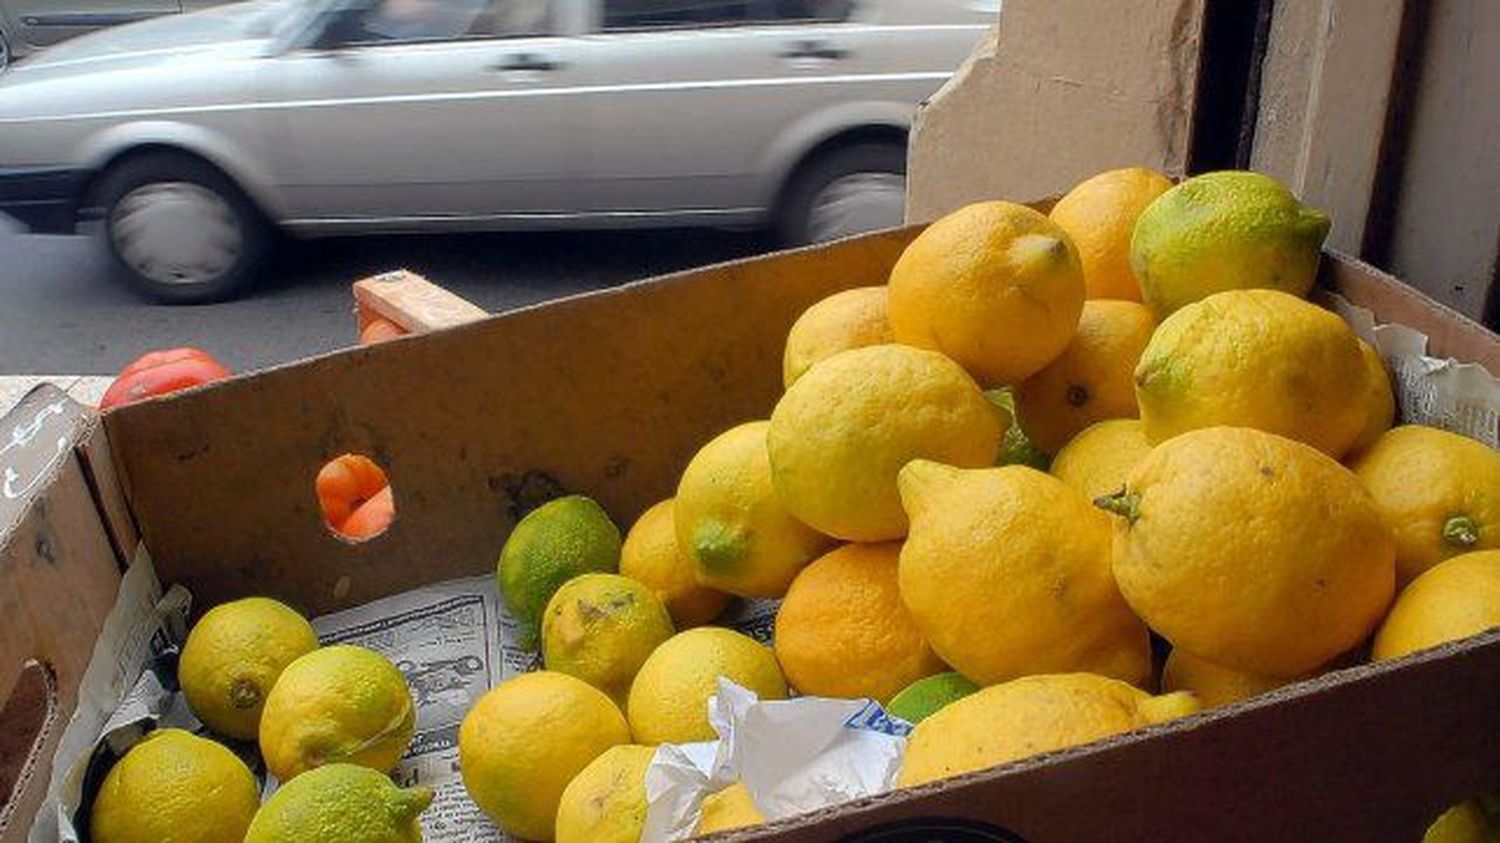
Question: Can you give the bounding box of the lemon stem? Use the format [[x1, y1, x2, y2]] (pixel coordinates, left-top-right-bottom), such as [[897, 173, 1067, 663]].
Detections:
[[1094, 490, 1141, 525], [1442, 515, 1480, 548]]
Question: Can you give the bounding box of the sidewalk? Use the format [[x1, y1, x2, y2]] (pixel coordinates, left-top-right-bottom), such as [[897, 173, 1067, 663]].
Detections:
[[0, 376, 111, 417]]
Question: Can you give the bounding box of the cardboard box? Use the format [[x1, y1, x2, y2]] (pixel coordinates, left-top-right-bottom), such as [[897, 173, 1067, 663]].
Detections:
[[1, 225, 1498, 842]]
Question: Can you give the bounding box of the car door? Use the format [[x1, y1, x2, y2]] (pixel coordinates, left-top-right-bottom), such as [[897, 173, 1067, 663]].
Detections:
[[7, 0, 181, 49], [570, 0, 953, 219], [265, 0, 588, 227]]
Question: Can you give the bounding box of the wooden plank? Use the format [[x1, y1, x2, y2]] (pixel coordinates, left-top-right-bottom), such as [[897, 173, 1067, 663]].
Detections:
[[351, 270, 488, 336]]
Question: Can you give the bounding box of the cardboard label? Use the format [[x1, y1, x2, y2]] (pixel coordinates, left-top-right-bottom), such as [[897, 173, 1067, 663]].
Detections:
[[0, 384, 91, 534]]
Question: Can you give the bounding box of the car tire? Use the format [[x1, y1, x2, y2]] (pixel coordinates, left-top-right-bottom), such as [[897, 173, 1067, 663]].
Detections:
[[96, 152, 272, 304], [775, 142, 908, 247], [0, 28, 11, 71]]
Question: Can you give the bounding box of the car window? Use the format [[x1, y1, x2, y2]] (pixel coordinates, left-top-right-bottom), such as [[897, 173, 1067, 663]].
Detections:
[[601, 0, 854, 31], [335, 0, 553, 44]]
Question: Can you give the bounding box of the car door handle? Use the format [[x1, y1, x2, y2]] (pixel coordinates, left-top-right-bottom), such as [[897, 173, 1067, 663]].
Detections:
[[780, 40, 850, 61], [491, 53, 564, 72]]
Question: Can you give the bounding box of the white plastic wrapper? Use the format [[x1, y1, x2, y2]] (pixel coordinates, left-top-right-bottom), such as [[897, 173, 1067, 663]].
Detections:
[[641, 679, 911, 842]]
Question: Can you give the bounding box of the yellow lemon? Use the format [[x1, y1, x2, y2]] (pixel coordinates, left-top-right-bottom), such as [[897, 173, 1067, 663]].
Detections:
[[1351, 426, 1500, 585], [541, 573, 675, 704], [1049, 166, 1173, 301], [499, 495, 622, 647], [898, 673, 1198, 788], [620, 498, 730, 628], [1423, 801, 1495, 843], [1349, 339, 1396, 455], [1373, 550, 1500, 661], [555, 744, 656, 843], [695, 782, 765, 836], [782, 286, 892, 387], [1130, 170, 1331, 318], [1135, 289, 1368, 457], [674, 420, 832, 598], [244, 763, 431, 843], [773, 542, 946, 703], [1050, 419, 1154, 502], [90, 729, 259, 843], [889, 200, 1085, 385], [1101, 426, 1395, 677], [897, 461, 1151, 687], [459, 671, 630, 841], [258, 644, 415, 782], [768, 344, 1005, 541], [1014, 299, 1156, 454], [179, 596, 319, 741], [627, 627, 787, 744], [1160, 650, 1299, 709]]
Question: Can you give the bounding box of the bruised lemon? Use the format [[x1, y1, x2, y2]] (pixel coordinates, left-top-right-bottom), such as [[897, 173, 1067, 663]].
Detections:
[[244, 763, 431, 843], [1049, 166, 1173, 301], [627, 627, 787, 745], [620, 498, 730, 628], [541, 573, 675, 704], [90, 729, 259, 843], [1351, 426, 1500, 585], [1014, 299, 1156, 454], [898, 461, 1150, 687], [675, 421, 832, 598], [1373, 550, 1500, 661], [782, 286, 892, 387], [555, 744, 656, 843], [179, 596, 319, 741], [1049, 419, 1154, 502], [768, 344, 1005, 541], [773, 542, 945, 703], [898, 673, 1198, 787], [258, 645, 416, 782], [460, 671, 630, 840], [889, 201, 1085, 385]]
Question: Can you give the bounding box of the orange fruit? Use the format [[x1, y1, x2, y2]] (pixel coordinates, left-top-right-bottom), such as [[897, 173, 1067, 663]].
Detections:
[[1048, 167, 1173, 301]]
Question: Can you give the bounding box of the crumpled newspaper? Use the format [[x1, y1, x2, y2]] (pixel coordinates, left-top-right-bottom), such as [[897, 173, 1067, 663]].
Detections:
[[641, 679, 911, 842]]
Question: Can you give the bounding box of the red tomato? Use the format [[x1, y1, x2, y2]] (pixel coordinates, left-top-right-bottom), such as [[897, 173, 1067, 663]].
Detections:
[[99, 348, 232, 410]]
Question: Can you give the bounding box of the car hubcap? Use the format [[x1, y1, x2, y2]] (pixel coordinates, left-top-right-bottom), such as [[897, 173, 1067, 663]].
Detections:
[[111, 182, 243, 286], [807, 172, 906, 243]]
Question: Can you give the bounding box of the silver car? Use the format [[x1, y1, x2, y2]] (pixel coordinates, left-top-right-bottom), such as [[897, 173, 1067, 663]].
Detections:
[[0, 0, 227, 69], [0, 0, 993, 302]]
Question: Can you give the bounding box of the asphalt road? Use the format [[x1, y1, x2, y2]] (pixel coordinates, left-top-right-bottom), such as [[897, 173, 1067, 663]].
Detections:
[[0, 218, 769, 375]]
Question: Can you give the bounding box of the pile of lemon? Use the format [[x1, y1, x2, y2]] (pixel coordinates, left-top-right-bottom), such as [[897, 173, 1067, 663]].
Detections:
[[90, 167, 1500, 843]]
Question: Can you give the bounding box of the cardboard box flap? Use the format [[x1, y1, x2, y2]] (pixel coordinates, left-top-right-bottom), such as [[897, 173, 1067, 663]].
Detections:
[[103, 230, 921, 617]]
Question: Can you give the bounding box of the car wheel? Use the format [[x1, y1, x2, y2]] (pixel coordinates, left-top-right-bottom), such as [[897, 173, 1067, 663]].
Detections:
[[96, 152, 271, 304], [775, 142, 907, 246], [0, 28, 10, 71]]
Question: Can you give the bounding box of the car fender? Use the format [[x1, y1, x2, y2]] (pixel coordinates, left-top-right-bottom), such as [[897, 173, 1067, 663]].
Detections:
[[76, 120, 285, 219], [753, 100, 914, 211]]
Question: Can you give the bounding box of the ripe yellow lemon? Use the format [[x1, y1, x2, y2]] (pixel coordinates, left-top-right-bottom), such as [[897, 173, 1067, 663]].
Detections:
[[695, 782, 764, 835], [773, 542, 945, 703], [768, 344, 1005, 541], [179, 596, 319, 741], [1372, 550, 1500, 661], [1014, 299, 1156, 454], [459, 671, 630, 840], [499, 495, 622, 647], [620, 498, 730, 628], [258, 645, 415, 782], [541, 573, 675, 704], [898, 461, 1151, 687], [1130, 170, 1331, 318], [1102, 426, 1395, 677], [1351, 426, 1500, 585], [1135, 289, 1368, 457], [782, 286, 892, 387], [1160, 650, 1298, 709], [675, 420, 832, 598], [555, 744, 656, 843], [898, 673, 1198, 787], [1349, 339, 1396, 455], [1049, 419, 1154, 502], [627, 627, 787, 744], [889, 201, 1085, 385], [244, 763, 431, 843], [1049, 166, 1173, 301], [90, 729, 259, 843]]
